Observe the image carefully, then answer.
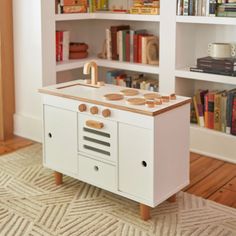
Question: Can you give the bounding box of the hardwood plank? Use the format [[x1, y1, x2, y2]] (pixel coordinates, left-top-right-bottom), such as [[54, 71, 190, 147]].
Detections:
[[224, 177, 236, 192], [0, 145, 12, 155], [6, 139, 34, 151], [190, 152, 201, 163], [209, 188, 236, 207], [185, 156, 224, 190], [187, 163, 236, 198]]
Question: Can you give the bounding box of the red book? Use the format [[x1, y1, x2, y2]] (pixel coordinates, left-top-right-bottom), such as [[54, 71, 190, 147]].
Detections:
[[133, 34, 139, 63], [56, 31, 63, 62], [138, 34, 143, 63], [208, 92, 215, 129], [231, 95, 236, 135], [126, 33, 130, 62]]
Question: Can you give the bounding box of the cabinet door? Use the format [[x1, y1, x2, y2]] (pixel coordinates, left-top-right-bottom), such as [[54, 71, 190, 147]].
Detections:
[[118, 123, 153, 201], [44, 105, 78, 175]]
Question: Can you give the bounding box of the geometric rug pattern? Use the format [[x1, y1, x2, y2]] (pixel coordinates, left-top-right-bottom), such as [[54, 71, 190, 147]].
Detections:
[[0, 144, 235, 236]]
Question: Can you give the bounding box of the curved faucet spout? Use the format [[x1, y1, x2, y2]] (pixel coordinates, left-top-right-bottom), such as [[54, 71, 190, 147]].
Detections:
[[83, 61, 98, 86]]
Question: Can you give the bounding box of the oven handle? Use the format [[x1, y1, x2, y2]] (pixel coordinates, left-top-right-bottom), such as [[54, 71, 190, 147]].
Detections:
[[86, 120, 104, 130]]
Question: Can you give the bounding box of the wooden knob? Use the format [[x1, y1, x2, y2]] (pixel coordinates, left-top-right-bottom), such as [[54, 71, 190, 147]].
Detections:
[[90, 106, 98, 115], [79, 104, 87, 112], [102, 109, 111, 117]]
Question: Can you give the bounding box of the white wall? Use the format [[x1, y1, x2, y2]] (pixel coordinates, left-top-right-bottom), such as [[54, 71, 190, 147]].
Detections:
[[13, 0, 42, 142]]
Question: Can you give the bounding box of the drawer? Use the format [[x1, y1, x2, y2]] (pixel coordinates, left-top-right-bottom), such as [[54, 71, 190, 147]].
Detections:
[[78, 155, 116, 192], [78, 113, 117, 163]]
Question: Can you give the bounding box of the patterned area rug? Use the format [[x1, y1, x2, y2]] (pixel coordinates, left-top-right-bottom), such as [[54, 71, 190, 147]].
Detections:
[[0, 144, 236, 236]]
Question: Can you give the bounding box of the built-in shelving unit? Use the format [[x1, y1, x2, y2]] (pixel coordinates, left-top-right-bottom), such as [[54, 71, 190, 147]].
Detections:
[[41, 0, 236, 163]]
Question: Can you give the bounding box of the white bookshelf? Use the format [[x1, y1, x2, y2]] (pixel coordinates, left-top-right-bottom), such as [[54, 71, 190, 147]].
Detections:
[[41, 0, 236, 163]]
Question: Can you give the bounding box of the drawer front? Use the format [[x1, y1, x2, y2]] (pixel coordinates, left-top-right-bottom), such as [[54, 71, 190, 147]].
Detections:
[[78, 113, 117, 163], [78, 155, 116, 191]]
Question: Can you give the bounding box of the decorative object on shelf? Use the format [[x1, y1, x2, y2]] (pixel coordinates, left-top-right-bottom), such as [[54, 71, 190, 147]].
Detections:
[[190, 42, 236, 77], [208, 43, 235, 59], [69, 42, 89, 59], [146, 37, 159, 65], [97, 40, 107, 59]]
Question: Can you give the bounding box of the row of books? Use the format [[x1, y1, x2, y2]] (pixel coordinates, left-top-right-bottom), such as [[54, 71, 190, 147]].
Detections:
[[217, 2, 236, 17], [56, 31, 70, 61], [191, 89, 236, 136], [106, 25, 159, 65], [190, 56, 236, 77], [56, 0, 109, 14], [106, 70, 159, 91], [177, 0, 217, 16]]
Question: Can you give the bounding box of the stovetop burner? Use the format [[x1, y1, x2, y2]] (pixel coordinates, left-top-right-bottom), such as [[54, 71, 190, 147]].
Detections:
[[120, 89, 139, 96], [104, 93, 124, 101]]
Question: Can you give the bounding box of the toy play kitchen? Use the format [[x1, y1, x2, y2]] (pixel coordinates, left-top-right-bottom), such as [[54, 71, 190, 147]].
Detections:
[[39, 61, 191, 220]]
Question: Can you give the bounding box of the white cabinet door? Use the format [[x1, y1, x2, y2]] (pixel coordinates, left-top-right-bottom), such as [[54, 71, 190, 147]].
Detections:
[[44, 105, 78, 176], [118, 123, 153, 201]]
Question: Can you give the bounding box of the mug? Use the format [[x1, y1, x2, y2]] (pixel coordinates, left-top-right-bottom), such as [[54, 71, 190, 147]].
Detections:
[[208, 43, 235, 59]]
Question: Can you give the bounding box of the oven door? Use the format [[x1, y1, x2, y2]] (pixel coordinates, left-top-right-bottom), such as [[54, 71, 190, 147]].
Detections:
[[78, 113, 117, 163]]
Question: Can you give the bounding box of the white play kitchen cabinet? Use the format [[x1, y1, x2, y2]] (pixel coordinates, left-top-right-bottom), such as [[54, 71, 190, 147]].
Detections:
[[40, 79, 191, 220]]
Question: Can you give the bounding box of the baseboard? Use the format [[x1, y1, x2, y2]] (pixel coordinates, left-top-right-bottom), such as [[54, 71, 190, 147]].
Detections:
[[190, 125, 236, 164], [14, 113, 42, 142]]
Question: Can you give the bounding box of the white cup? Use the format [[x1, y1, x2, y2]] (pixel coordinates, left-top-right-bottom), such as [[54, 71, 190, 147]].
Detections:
[[208, 43, 233, 59]]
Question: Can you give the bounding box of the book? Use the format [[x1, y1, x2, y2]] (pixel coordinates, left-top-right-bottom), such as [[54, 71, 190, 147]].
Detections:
[[208, 91, 216, 129], [193, 95, 200, 125], [197, 57, 236, 66], [177, 0, 183, 15], [190, 67, 236, 76], [183, 0, 189, 15], [221, 92, 227, 132], [226, 89, 236, 134], [196, 91, 205, 127], [189, 0, 194, 15], [231, 94, 236, 135], [126, 33, 130, 62], [214, 91, 224, 131], [204, 93, 209, 128], [110, 25, 130, 60], [63, 5, 87, 13], [60, 0, 87, 6]]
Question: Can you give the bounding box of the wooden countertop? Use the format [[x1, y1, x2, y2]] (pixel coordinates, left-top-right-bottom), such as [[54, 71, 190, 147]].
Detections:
[[39, 80, 191, 116]]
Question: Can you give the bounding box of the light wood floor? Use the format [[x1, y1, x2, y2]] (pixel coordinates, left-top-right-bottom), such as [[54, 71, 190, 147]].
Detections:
[[0, 136, 235, 208]]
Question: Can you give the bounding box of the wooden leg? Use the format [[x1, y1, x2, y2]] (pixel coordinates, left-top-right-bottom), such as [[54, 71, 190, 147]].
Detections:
[[54, 171, 63, 185], [167, 194, 177, 203], [140, 204, 151, 221]]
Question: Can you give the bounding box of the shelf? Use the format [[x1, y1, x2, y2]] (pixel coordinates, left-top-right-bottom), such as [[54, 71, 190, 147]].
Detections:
[[176, 16, 236, 25], [56, 57, 94, 72], [175, 67, 236, 85], [55, 13, 160, 22], [56, 57, 159, 75], [94, 13, 160, 22], [190, 124, 236, 163]]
